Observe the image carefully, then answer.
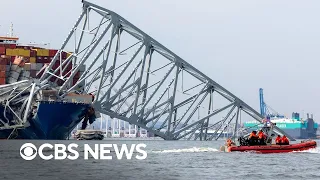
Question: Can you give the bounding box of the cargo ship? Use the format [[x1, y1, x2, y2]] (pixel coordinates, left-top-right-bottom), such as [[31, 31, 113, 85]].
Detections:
[[0, 26, 96, 139], [244, 113, 318, 139], [244, 88, 318, 139]]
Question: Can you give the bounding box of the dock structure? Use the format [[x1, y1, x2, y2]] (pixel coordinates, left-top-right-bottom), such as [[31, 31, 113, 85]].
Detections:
[[0, 1, 294, 141]]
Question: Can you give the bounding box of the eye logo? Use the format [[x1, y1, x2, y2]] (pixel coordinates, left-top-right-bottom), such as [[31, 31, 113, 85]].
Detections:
[[20, 143, 37, 160]]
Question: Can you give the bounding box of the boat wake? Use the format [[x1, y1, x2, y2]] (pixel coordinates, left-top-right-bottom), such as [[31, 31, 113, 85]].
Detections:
[[293, 147, 320, 154], [152, 147, 219, 153]]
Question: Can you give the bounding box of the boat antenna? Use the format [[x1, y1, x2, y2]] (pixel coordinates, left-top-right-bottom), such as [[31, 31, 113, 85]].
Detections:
[[9, 23, 14, 37]]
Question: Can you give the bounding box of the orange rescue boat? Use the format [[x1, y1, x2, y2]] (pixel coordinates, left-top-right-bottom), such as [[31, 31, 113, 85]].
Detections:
[[224, 140, 317, 153]]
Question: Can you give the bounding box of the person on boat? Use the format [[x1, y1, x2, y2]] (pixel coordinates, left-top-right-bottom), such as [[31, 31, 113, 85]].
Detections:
[[249, 131, 258, 139], [248, 131, 258, 145], [257, 130, 267, 145], [275, 135, 281, 145], [226, 138, 236, 147], [281, 135, 289, 145]]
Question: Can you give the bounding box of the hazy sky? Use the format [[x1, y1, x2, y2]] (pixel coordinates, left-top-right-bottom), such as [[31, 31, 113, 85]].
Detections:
[[1, 0, 320, 121]]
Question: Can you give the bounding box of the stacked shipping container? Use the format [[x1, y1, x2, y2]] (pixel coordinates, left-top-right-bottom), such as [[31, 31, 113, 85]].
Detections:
[[0, 55, 6, 84], [0, 43, 84, 86]]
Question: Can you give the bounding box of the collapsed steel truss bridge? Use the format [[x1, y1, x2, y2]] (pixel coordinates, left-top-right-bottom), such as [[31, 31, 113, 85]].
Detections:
[[0, 1, 293, 141]]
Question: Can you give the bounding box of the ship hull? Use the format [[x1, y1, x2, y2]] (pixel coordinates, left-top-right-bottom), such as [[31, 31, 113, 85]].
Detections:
[[225, 140, 317, 153], [281, 128, 318, 139], [0, 101, 91, 139]]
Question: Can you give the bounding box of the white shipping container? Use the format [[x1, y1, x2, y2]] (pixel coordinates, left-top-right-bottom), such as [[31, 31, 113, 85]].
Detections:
[[23, 71, 30, 77], [9, 71, 20, 80], [18, 70, 31, 81], [24, 63, 31, 70], [31, 63, 37, 70], [7, 77, 17, 84], [36, 63, 43, 71], [20, 76, 30, 80], [11, 65, 23, 73], [10, 64, 17, 70]]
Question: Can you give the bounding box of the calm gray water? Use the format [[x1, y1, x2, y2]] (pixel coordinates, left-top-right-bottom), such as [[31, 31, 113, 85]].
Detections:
[[1, 139, 320, 180]]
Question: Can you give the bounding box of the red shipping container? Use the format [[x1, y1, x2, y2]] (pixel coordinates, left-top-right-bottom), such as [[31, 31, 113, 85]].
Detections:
[[57, 79, 64, 86], [59, 63, 72, 71], [43, 57, 51, 63], [63, 69, 76, 77], [0, 44, 15, 48], [74, 71, 80, 78], [0, 77, 5, 85], [50, 76, 57, 82], [61, 52, 67, 59], [66, 63, 72, 71], [0, 71, 5, 78], [51, 61, 71, 70], [19, 61, 25, 67], [73, 78, 79, 86], [11, 56, 15, 63], [36, 57, 51, 63], [24, 57, 30, 63], [0, 47, 5, 55], [52, 61, 61, 70], [0, 58, 7, 65], [36, 57, 44, 63], [36, 56, 42, 62], [62, 69, 68, 76], [0, 65, 5, 71], [0, 56, 10, 65], [9, 44, 16, 49], [30, 50, 37, 57], [49, 49, 58, 57]]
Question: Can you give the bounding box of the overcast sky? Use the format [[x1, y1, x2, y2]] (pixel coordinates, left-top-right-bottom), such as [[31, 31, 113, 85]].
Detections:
[[1, 0, 320, 121]]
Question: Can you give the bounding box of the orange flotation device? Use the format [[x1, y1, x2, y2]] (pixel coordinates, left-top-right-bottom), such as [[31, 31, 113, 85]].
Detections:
[[258, 132, 266, 140], [275, 136, 281, 144], [281, 136, 289, 144], [226, 138, 235, 147], [249, 132, 258, 139]]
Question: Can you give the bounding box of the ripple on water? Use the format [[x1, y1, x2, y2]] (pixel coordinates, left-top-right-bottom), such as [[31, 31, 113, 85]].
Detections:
[[151, 147, 219, 153]]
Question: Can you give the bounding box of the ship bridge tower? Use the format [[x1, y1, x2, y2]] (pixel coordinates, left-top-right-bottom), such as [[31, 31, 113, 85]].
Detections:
[[0, 23, 19, 44]]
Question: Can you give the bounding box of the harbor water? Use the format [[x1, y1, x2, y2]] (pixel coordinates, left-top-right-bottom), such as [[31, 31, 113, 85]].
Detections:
[[1, 139, 320, 180]]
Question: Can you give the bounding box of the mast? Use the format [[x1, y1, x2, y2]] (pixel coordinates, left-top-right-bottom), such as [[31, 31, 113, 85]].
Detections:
[[9, 23, 14, 37]]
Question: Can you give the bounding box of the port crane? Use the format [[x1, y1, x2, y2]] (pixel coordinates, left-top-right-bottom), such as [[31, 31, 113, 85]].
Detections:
[[259, 88, 285, 119]]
